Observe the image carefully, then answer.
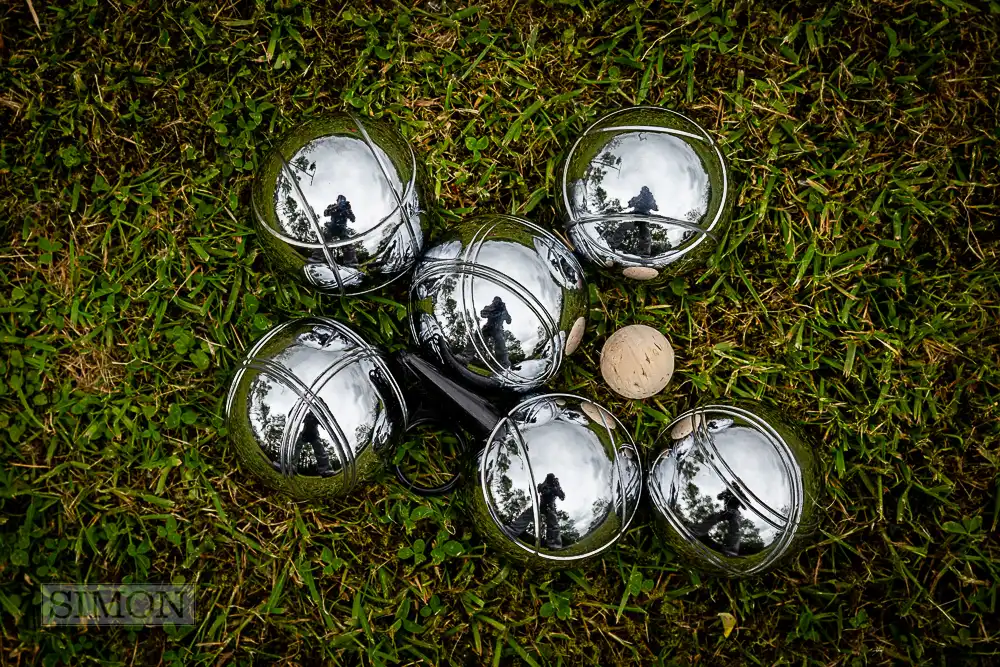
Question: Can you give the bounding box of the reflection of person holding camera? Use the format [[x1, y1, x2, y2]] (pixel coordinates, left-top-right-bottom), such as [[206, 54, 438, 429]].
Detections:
[[505, 473, 565, 549], [627, 185, 657, 257], [480, 296, 512, 368], [322, 194, 358, 266], [691, 488, 744, 557]]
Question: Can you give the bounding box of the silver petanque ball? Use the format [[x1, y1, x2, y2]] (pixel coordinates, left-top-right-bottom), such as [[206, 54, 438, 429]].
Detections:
[[252, 114, 431, 296], [409, 214, 588, 392], [560, 107, 733, 282], [224, 317, 408, 500], [466, 394, 642, 569], [648, 404, 821, 576]]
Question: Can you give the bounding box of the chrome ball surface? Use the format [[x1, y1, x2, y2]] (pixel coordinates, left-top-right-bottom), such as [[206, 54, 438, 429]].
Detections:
[[252, 114, 430, 296], [560, 107, 733, 282], [409, 214, 588, 392], [466, 394, 642, 569], [224, 317, 408, 499], [648, 404, 821, 576]]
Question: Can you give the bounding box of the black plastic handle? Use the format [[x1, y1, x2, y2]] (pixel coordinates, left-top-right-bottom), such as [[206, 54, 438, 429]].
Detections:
[[389, 347, 513, 496], [394, 350, 504, 439]]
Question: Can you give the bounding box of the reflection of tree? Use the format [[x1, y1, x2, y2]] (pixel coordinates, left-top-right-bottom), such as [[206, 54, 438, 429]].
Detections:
[[581, 150, 623, 213], [433, 275, 469, 351], [554, 508, 581, 546], [736, 516, 764, 553], [275, 176, 315, 241], [290, 154, 317, 184], [274, 144, 321, 242], [524, 324, 544, 359], [249, 375, 285, 462], [486, 439, 531, 524], [612, 451, 642, 517], [374, 193, 423, 270], [584, 497, 612, 535], [501, 329, 525, 366], [354, 421, 372, 455]]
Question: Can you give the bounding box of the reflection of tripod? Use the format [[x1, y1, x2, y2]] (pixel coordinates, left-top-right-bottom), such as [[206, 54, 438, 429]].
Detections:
[[506, 473, 565, 548], [691, 489, 744, 557], [480, 296, 512, 368], [272, 412, 335, 477]]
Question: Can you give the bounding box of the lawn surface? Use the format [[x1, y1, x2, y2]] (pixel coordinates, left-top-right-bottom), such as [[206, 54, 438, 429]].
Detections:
[[1, 1, 999, 665]]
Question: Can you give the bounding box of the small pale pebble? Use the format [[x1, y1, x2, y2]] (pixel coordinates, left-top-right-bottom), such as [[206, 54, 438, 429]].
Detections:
[[600, 325, 675, 399], [581, 401, 616, 429], [564, 317, 586, 355], [670, 413, 703, 440], [622, 266, 659, 281]]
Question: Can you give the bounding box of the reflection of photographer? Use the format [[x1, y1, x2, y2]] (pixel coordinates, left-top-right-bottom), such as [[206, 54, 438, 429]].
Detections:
[[322, 194, 358, 266], [628, 185, 658, 216], [691, 489, 744, 557], [480, 296, 512, 368], [627, 186, 657, 257], [505, 473, 565, 549]]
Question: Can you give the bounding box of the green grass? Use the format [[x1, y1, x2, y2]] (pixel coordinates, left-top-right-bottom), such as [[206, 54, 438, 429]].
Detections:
[[2, 0, 999, 664]]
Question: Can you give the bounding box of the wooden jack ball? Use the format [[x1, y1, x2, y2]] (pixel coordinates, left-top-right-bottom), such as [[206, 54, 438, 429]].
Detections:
[[600, 325, 674, 399]]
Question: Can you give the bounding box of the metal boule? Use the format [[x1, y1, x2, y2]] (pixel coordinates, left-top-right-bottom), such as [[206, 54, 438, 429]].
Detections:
[[252, 114, 431, 296], [560, 107, 734, 282], [648, 403, 822, 576], [224, 317, 408, 500], [409, 213, 588, 392]]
